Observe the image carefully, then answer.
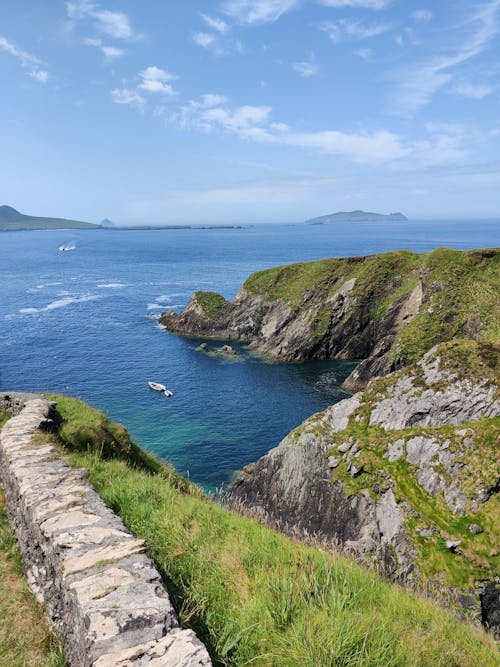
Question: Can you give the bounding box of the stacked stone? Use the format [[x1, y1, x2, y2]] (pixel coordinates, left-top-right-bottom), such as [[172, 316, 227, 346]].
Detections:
[[0, 395, 211, 667]]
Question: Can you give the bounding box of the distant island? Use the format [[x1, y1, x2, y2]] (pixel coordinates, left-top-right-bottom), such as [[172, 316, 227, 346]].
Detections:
[[305, 210, 408, 224], [0, 205, 244, 232], [0, 205, 98, 231]]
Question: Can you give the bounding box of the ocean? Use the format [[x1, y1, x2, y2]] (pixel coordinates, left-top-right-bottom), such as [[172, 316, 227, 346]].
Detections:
[[1, 219, 498, 489]]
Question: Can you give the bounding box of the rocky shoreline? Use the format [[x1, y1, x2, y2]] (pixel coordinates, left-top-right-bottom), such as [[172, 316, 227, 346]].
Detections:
[[160, 247, 499, 391]]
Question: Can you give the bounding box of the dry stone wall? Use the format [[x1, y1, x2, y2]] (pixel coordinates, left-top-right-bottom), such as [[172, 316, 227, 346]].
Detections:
[[0, 393, 212, 667]]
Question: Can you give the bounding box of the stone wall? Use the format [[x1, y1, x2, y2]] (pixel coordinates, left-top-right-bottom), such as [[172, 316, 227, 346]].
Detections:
[[0, 393, 212, 667]]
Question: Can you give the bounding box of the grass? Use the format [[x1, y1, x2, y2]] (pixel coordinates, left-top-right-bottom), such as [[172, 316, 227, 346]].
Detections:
[[0, 490, 66, 667], [193, 291, 228, 320], [229, 247, 500, 365], [315, 341, 500, 589], [48, 393, 498, 666]]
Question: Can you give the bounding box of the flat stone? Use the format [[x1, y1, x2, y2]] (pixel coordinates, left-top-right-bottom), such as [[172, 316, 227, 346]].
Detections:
[[41, 509, 101, 534], [62, 539, 145, 575], [327, 456, 341, 468]]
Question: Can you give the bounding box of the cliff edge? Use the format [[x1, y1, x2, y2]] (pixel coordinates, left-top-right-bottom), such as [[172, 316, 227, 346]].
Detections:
[[160, 247, 500, 390], [230, 339, 500, 631]]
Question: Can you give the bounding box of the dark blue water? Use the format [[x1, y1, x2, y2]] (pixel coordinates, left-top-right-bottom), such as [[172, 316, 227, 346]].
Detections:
[[1, 220, 498, 489]]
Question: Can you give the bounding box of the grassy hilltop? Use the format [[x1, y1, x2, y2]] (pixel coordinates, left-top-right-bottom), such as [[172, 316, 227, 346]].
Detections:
[[161, 247, 500, 390]]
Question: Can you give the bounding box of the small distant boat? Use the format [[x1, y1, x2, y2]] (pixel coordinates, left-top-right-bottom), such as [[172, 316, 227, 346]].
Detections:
[[148, 381, 173, 397], [58, 244, 76, 252]]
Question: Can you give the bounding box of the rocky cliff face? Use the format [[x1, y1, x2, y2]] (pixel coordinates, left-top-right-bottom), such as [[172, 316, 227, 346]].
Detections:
[[160, 248, 499, 390], [230, 340, 500, 629]]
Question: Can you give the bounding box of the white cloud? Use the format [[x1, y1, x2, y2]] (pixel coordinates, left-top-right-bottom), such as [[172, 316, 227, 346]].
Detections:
[[66, 1, 137, 40], [292, 59, 319, 77], [319, 0, 393, 8], [411, 10, 432, 23], [193, 32, 217, 48], [201, 93, 229, 107], [111, 87, 145, 108], [389, 0, 500, 116], [452, 82, 495, 99], [201, 13, 229, 33], [319, 19, 392, 42], [138, 66, 177, 95], [84, 38, 124, 60], [176, 96, 474, 167], [0, 35, 48, 82], [221, 0, 299, 25], [201, 104, 273, 140]]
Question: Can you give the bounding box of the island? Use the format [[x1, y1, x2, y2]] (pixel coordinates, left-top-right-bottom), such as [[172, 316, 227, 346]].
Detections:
[[306, 210, 408, 224], [0, 205, 99, 231]]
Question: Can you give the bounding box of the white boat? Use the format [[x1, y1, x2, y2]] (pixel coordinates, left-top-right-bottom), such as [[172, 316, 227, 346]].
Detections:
[[148, 381, 173, 397], [58, 244, 76, 251]]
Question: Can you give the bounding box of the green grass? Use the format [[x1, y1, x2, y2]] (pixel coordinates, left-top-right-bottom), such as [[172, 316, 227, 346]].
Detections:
[[193, 291, 228, 320], [0, 490, 66, 667], [317, 341, 500, 589], [49, 394, 498, 666], [236, 247, 500, 365]]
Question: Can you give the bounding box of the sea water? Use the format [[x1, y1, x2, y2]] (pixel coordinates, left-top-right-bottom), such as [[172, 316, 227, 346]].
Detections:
[[1, 219, 498, 489]]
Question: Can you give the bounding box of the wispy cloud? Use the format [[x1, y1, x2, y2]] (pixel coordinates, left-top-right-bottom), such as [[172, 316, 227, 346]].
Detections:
[[353, 47, 372, 60], [172, 95, 474, 167], [452, 82, 495, 99], [111, 87, 145, 109], [319, 0, 393, 8], [66, 0, 137, 40], [138, 66, 177, 95], [192, 32, 218, 49], [201, 13, 230, 33], [84, 38, 124, 61], [0, 35, 49, 82], [292, 56, 319, 77], [319, 19, 392, 42], [220, 0, 299, 26], [389, 0, 500, 116], [411, 10, 432, 23]]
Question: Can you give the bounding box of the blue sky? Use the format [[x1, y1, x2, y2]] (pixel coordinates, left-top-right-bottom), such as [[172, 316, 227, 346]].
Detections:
[[1, 0, 499, 224]]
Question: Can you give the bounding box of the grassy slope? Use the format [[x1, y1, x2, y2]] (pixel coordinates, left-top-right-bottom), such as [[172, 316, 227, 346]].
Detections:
[[47, 394, 498, 667], [240, 247, 500, 364], [0, 414, 65, 666]]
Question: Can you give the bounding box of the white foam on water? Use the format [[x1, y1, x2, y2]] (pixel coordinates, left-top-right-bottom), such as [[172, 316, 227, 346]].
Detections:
[[97, 283, 127, 289], [19, 294, 102, 314]]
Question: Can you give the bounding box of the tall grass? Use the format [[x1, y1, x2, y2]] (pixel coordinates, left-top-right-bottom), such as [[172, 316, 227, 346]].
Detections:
[[49, 394, 499, 666], [0, 490, 66, 667]]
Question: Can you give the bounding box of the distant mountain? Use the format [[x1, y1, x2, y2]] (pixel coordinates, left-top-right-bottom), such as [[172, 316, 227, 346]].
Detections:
[[0, 205, 99, 231], [100, 218, 116, 227], [305, 210, 408, 224]]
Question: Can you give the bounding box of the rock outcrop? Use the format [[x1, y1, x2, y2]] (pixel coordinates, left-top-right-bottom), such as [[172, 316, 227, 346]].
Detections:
[[0, 393, 212, 667], [230, 340, 500, 628], [160, 248, 499, 390]]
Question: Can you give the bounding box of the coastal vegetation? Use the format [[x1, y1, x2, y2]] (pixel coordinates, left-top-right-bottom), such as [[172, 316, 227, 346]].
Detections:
[[0, 489, 65, 666], [44, 394, 498, 666], [160, 247, 500, 390]]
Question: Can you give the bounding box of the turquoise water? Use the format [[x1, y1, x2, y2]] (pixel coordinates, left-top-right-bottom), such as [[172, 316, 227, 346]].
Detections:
[[1, 220, 498, 489]]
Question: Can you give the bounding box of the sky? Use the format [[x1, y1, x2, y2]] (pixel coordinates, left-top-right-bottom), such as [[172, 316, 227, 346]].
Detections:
[[1, 0, 499, 224]]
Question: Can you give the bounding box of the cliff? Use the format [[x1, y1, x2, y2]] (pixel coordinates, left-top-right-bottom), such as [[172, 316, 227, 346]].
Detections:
[[306, 210, 408, 224], [160, 247, 500, 390], [230, 340, 500, 630]]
